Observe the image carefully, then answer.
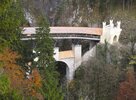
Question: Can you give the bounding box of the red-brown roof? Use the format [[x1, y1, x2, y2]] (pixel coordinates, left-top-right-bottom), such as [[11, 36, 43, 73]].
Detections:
[[50, 27, 102, 35], [23, 27, 102, 35]]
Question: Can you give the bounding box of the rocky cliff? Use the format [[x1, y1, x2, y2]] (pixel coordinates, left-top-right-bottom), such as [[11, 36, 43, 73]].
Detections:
[[22, 0, 136, 27], [22, 0, 102, 26]]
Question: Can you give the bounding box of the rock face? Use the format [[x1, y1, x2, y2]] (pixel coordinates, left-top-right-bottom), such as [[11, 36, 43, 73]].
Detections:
[[22, 0, 62, 26], [22, 0, 136, 27], [22, 0, 100, 26]]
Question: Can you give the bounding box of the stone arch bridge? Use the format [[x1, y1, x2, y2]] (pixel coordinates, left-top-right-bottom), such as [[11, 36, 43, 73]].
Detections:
[[22, 20, 122, 80]]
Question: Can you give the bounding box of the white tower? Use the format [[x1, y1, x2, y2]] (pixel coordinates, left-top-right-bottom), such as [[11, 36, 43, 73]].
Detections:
[[100, 20, 122, 44]]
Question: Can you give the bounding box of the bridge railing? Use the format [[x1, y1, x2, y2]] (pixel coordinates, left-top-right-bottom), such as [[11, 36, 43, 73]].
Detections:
[[21, 33, 100, 40]]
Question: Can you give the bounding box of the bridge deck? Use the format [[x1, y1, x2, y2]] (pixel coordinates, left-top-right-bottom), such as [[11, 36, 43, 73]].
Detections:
[[23, 27, 102, 35], [50, 27, 102, 35], [22, 27, 102, 40]]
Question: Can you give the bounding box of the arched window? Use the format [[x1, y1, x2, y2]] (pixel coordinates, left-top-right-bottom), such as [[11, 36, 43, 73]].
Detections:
[[113, 35, 117, 43]]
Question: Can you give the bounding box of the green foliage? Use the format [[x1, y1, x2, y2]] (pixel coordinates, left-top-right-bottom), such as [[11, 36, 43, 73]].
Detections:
[[0, 0, 25, 52], [41, 69, 64, 100], [35, 17, 64, 99], [11, 90, 23, 100], [35, 17, 54, 69], [0, 74, 23, 100], [0, 0, 13, 14], [129, 55, 136, 65], [69, 43, 124, 100], [0, 0, 27, 71], [0, 74, 10, 95], [0, 1, 30, 99]]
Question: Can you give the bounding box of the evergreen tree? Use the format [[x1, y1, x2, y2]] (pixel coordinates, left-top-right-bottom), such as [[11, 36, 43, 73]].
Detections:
[[0, 0, 25, 52], [0, 0, 13, 14], [35, 18, 54, 69], [0, 0, 27, 70], [35, 17, 64, 100]]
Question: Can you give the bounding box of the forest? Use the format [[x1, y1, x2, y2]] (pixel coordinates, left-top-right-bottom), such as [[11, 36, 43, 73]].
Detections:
[[0, 0, 136, 100]]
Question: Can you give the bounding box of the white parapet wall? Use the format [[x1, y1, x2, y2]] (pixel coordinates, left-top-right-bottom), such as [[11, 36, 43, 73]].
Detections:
[[100, 20, 122, 44]]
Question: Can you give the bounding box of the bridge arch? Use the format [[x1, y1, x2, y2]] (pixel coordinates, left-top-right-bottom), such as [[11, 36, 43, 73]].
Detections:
[[55, 61, 69, 83]]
